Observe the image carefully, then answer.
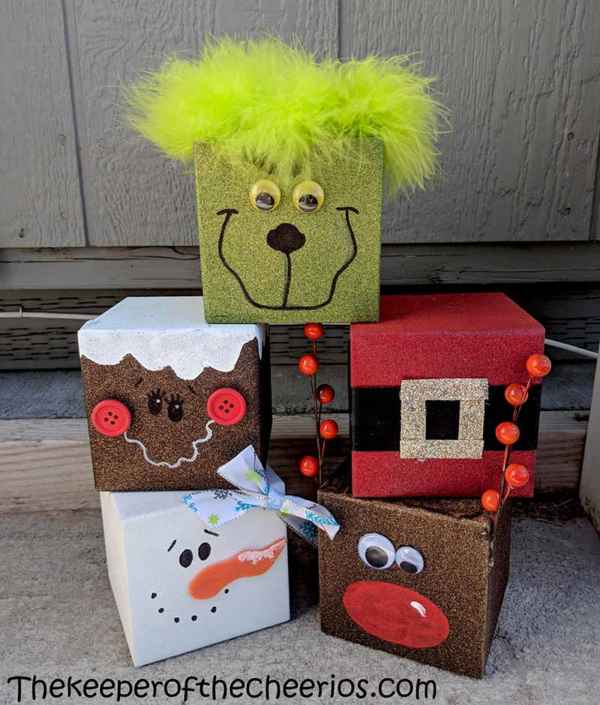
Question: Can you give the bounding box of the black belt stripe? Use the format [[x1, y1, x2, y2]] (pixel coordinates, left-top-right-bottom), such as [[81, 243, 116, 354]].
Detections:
[[351, 384, 541, 452]]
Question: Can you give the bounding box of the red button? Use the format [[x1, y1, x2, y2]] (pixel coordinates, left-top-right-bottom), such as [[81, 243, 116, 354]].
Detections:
[[90, 399, 132, 437], [206, 388, 247, 426]]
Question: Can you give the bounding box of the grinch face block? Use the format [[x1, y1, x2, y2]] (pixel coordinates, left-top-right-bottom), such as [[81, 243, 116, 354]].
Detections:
[[101, 491, 289, 666], [318, 484, 511, 678], [194, 142, 383, 324], [78, 297, 270, 491]]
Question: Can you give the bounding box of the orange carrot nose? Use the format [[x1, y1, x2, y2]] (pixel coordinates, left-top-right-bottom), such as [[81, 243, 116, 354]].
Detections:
[[188, 537, 286, 600]]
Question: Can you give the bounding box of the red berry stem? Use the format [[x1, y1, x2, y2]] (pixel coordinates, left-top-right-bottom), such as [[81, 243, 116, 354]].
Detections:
[[500, 375, 534, 505], [485, 353, 551, 518], [310, 357, 322, 476], [298, 324, 338, 487]]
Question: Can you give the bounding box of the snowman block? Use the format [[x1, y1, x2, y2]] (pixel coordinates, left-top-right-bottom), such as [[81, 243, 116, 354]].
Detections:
[[351, 293, 545, 498], [101, 490, 290, 666], [318, 481, 511, 678], [79, 297, 270, 491]]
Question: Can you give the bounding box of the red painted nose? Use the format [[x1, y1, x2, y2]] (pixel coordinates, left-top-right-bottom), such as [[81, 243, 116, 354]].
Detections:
[[90, 399, 131, 437], [343, 581, 449, 649]]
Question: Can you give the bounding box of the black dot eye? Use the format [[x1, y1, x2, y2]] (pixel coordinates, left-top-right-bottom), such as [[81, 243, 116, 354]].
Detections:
[[396, 546, 425, 574], [357, 533, 395, 570], [179, 549, 193, 568], [198, 542, 211, 561], [167, 395, 184, 422], [147, 389, 162, 415]]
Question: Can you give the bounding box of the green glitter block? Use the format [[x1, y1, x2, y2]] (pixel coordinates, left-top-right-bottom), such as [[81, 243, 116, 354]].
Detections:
[[194, 141, 383, 324]]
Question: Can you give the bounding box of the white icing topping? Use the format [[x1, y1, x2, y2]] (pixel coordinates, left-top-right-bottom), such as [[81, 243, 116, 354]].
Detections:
[[78, 297, 265, 380]]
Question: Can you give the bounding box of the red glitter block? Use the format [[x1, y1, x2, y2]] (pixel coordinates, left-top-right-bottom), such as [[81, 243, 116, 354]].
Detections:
[[350, 293, 545, 498]]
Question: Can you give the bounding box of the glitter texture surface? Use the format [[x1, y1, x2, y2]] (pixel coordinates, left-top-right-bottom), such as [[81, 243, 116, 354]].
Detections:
[[195, 141, 383, 324]]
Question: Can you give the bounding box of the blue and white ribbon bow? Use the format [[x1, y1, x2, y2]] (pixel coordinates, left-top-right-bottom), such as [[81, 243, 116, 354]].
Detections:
[[183, 445, 339, 545]]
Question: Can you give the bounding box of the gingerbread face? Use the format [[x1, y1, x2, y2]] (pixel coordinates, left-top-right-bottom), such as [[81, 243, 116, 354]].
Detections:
[[318, 487, 511, 678], [79, 297, 270, 491]]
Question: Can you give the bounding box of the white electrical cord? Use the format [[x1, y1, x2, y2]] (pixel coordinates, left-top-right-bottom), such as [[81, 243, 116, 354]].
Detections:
[[0, 307, 598, 360], [0, 306, 96, 321], [545, 338, 598, 360]]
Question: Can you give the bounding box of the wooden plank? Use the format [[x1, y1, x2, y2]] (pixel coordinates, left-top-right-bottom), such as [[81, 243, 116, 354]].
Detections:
[[5, 242, 600, 290], [580, 346, 600, 531], [0, 411, 586, 514], [340, 0, 600, 243], [64, 0, 338, 247], [0, 1, 85, 247]]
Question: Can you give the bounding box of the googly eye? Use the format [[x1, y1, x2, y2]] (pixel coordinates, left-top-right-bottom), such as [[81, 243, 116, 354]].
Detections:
[[357, 533, 395, 570], [396, 546, 425, 574], [292, 180, 324, 213], [250, 180, 280, 211]]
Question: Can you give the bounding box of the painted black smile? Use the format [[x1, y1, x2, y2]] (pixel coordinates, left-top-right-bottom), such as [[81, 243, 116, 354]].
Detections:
[[217, 206, 359, 311]]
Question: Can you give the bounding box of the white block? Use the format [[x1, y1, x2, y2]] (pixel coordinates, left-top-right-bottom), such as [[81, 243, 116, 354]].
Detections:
[[101, 490, 290, 666]]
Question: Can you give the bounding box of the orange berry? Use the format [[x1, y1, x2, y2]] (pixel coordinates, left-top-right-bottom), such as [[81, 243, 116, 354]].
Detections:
[[317, 384, 335, 405], [304, 323, 324, 341], [504, 383, 529, 407], [481, 489, 501, 513], [495, 421, 520, 446], [298, 455, 319, 478], [526, 353, 552, 379], [319, 419, 339, 440], [298, 354, 319, 376], [505, 463, 530, 489]]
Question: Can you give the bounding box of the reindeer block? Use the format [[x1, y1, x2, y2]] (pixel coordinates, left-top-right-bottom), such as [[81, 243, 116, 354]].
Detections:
[[101, 490, 289, 666], [351, 293, 545, 498], [318, 483, 511, 678], [78, 297, 270, 491]]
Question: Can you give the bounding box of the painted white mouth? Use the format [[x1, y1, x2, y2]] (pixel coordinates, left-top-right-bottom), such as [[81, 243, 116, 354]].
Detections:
[[123, 420, 215, 469]]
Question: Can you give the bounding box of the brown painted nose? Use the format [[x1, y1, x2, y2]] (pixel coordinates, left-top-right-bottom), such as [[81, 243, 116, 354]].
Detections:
[[267, 223, 306, 255]]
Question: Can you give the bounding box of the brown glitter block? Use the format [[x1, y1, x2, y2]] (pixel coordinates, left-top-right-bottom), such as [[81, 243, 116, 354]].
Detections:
[[318, 482, 511, 678], [194, 140, 383, 324], [79, 297, 270, 492]]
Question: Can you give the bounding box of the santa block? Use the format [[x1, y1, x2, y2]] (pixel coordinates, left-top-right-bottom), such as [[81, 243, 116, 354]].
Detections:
[[318, 481, 511, 678], [101, 490, 289, 666], [350, 293, 545, 498], [79, 297, 270, 491]]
